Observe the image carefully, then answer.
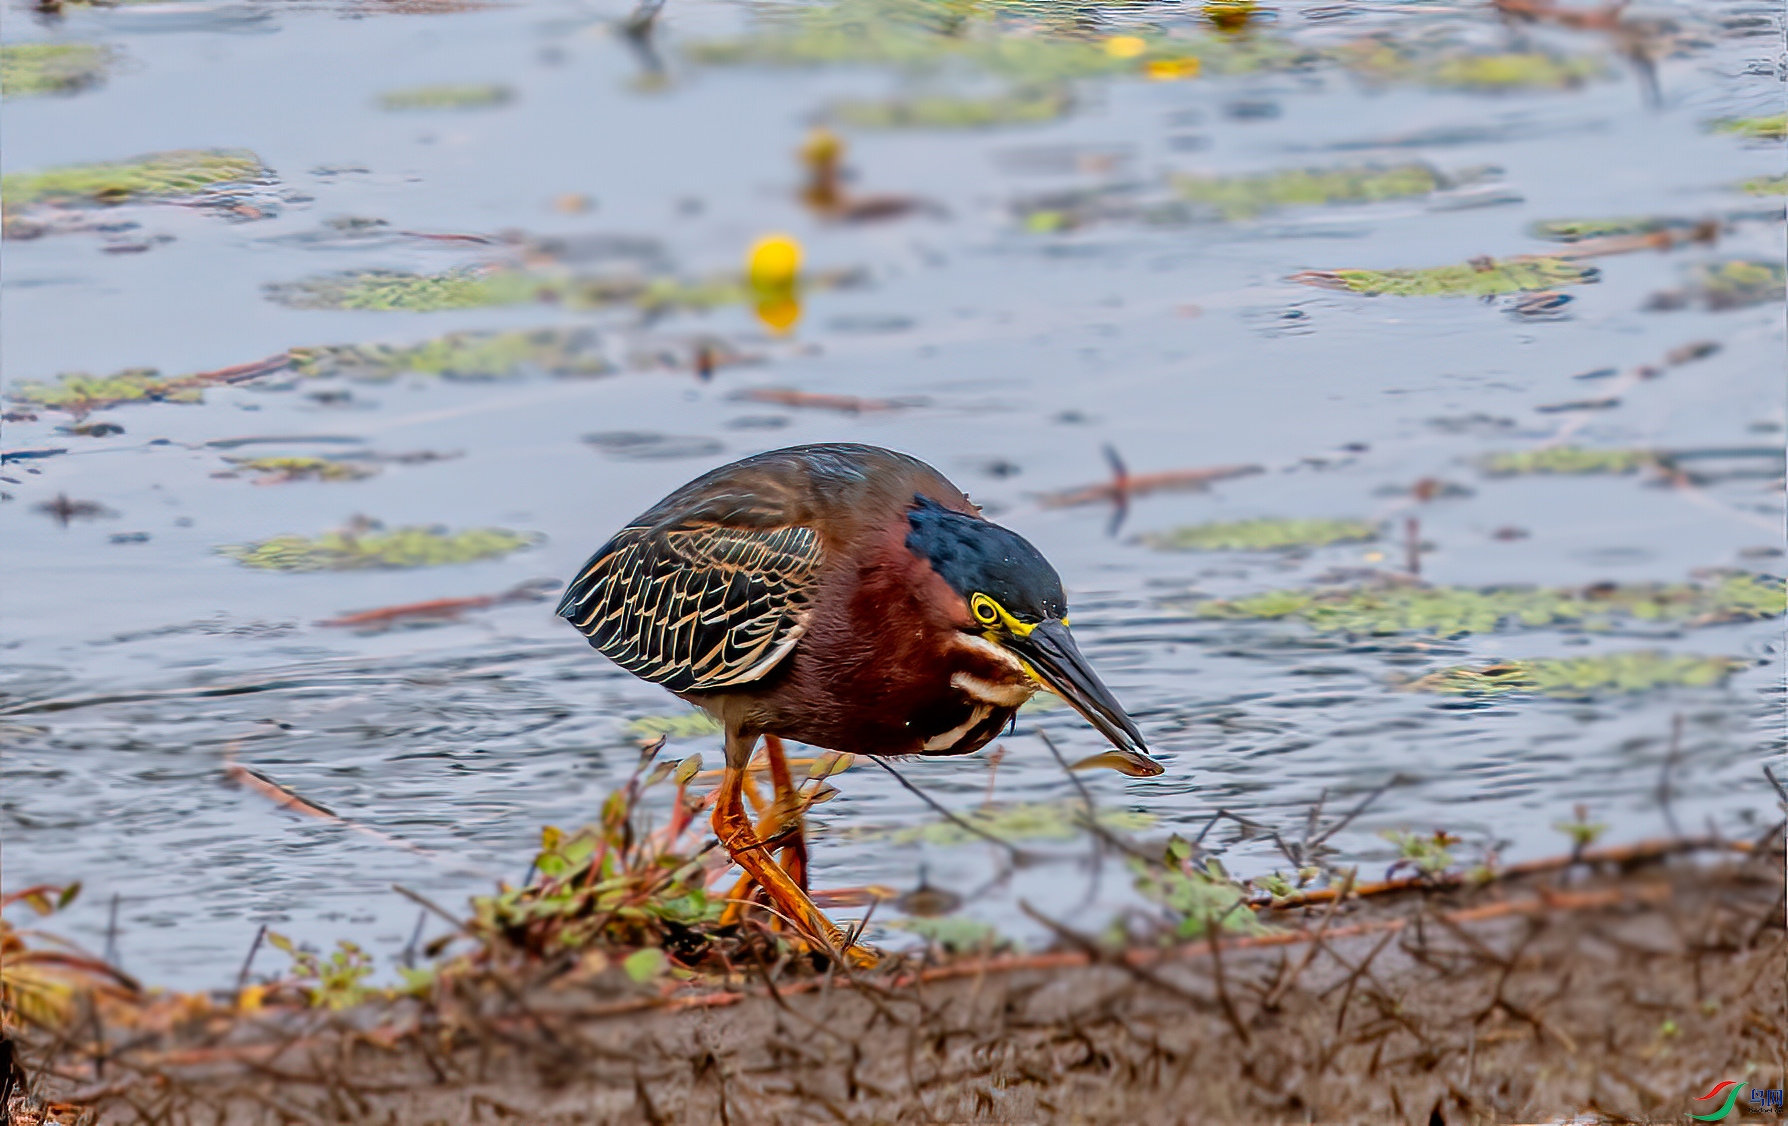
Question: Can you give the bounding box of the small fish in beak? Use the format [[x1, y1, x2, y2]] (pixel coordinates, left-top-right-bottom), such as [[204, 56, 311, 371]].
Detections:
[[1003, 619, 1164, 778]]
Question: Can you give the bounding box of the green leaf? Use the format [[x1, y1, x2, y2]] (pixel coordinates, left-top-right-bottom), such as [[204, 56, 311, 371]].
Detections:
[[622, 947, 666, 984]]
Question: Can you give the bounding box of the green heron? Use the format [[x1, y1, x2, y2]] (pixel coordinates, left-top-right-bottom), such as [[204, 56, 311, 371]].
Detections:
[[558, 442, 1162, 963]]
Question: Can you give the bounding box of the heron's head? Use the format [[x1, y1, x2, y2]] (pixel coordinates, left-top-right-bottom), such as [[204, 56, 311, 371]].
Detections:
[[905, 496, 1163, 777]]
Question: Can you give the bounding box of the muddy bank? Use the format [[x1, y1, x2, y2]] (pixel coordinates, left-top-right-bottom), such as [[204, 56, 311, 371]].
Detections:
[[9, 833, 1782, 1125]]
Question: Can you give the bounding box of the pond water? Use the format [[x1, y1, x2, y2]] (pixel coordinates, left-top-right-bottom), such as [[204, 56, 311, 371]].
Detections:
[[3, 0, 1784, 988]]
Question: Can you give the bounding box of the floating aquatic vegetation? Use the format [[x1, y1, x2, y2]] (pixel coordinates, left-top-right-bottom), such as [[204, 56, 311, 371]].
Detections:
[[1130, 839, 1270, 940], [8, 354, 291, 414], [1180, 573, 1784, 636], [1710, 114, 1787, 142], [1478, 447, 1656, 476], [684, 0, 1308, 83], [1737, 174, 1788, 196], [1412, 652, 1745, 700], [1142, 518, 1378, 553], [2, 149, 268, 208], [1527, 216, 1691, 242], [891, 916, 1002, 952], [627, 711, 724, 740], [1, 43, 114, 99], [1647, 259, 1787, 312], [1290, 255, 1599, 297], [225, 456, 376, 484], [289, 328, 610, 381], [830, 86, 1070, 129], [219, 522, 540, 571], [886, 800, 1154, 847], [378, 83, 513, 110], [1338, 36, 1608, 91], [267, 267, 856, 315], [1170, 163, 1444, 221]]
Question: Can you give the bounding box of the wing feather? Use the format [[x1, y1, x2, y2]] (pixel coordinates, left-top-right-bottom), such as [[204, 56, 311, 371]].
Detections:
[[559, 519, 821, 692]]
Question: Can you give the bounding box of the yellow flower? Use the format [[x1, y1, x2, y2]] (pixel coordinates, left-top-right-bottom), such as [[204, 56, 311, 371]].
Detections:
[[1103, 35, 1147, 60], [746, 233, 803, 291], [1145, 57, 1201, 81]]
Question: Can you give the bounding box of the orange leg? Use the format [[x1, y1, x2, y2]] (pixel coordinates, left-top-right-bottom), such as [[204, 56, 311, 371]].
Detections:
[[761, 735, 810, 892], [713, 734, 875, 967]]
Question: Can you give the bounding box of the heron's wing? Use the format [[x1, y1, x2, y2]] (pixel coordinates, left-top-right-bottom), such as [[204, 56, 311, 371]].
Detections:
[[558, 517, 821, 693]]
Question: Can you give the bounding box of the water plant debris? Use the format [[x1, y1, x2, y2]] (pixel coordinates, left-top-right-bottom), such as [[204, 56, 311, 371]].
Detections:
[[1411, 652, 1746, 699], [1142, 518, 1378, 553], [1291, 255, 1599, 297], [218, 521, 540, 571]]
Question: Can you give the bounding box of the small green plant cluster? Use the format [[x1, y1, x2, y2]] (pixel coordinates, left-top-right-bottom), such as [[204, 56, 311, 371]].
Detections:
[[1478, 447, 1655, 476], [829, 85, 1069, 129], [9, 368, 203, 411], [1129, 838, 1270, 941], [378, 83, 513, 110], [471, 749, 720, 959], [1142, 518, 1378, 553], [1380, 829, 1459, 878], [3, 149, 267, 207], [1, 43, 114, 99], [892, 916, 1002, 953], [1171, 164, 1443, 221], [1183, 573, 1785, 636], [1338, 36, 1607, 90], [1527, 216, 1681, 242], [1685, 259, 1786, 311], [266, 934, 377, 1011], [218, 524, 539, 571], [1410, 652, 1744, 700], [288, 328, 611, 381], [887, 800, 1154, 847], [684, 0, 1307, 83], [1291, 256, 1599, 297], [268, 269, 763, 315], [226, 456, 375, 483], [1710, 114, 1787, 142], [1738, 174, 1788, 196]]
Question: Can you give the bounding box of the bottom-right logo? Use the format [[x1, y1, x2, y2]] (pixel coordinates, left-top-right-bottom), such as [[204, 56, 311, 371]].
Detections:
[[1691, 1082, 1785, 1121]]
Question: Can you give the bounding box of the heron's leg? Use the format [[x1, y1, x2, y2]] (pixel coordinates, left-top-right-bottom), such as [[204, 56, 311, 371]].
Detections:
[[712, 732, 875, 967], [761, 735, 810, 892]]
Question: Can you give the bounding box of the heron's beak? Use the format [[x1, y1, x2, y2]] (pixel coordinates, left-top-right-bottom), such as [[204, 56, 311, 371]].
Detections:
[[1004, 619, 1164, 778]]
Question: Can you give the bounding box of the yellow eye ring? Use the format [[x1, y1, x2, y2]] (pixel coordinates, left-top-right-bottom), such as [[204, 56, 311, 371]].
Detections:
[[971, 594, 1000, 625]]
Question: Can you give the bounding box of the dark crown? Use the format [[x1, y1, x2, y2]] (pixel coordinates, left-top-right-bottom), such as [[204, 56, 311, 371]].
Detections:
[[904, 496, 1067, 622]]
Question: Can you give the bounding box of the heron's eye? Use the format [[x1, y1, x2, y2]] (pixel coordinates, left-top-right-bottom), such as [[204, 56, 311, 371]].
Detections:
[[970, 594, 1001, 626]]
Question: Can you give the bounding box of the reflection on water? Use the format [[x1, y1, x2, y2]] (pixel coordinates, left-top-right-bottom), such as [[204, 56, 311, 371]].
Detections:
[[2, 0, 1783, 986]]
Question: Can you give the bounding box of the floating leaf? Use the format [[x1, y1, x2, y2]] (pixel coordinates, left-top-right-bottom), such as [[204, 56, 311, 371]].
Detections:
[[289, 328, 611, 381], [1339, 36, 1607, 91], [379, 83, 512, 110], [1172, 163, 1443, 221], [3, 148, 268, 208], [1142, 518, 1377, 553], [1710, 114, 1787, 142], [226, 456, 376, 483], [1129, 854, 1268, 940], [884, 800, 1154, 847], [1478, 447, 1655, 476], [893, 916, 1001, 952], [218, 524, 540, 571], [1, 43, 114, 99], [1527, 216, 1687, 242], [1411, 652, 1744, 700], [1178, 573, 1785, 636], [830, 86, 1070, 129], [1737, 174, 1788, 197], [1291, 256, 1599, 297], [267, 267, 855, 315]]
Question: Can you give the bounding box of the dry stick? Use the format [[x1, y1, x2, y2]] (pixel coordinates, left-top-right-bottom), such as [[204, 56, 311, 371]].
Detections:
[[1252, 833, 1750, 910], [1260, 868, 1356, 1010], [233, 926, 266, 994], [1763, 764, 1788, 809], [1037, 731, 1152, 863], [390, 885, 470, 932], [1203, 910, 1253, 1046], [1658, 713, 1685, 840], [1018, 902, 1209, 1011]]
